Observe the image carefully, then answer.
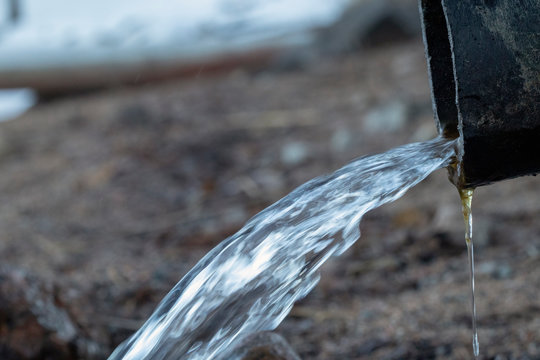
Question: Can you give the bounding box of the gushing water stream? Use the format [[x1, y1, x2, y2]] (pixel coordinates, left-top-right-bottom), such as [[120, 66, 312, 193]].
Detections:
[[109, 137, 457, 360]]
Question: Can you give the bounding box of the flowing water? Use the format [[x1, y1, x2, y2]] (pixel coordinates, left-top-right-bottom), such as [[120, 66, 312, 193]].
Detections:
[[459, 188, 480, 358], [109, 137, 457, 360]]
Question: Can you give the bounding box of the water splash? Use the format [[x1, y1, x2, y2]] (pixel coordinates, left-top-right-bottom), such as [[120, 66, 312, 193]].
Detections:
[[109, 137, 456, 360]]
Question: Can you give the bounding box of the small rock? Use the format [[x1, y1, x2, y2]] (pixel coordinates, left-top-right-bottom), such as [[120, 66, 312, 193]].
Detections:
[[0, 267, 104, 360], [281, 142, 308, 166], [477, 261, 513, 279], [330, 128, 353, 153], [317, 0, 420, 54], [363, 101, 408, 134], [526, 244, 539, 258], [224, 332, 301, 360], [493, 264, 513, 279]]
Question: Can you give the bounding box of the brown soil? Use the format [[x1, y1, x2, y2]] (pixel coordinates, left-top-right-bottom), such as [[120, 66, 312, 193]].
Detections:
[[0, 40, 538, 359]]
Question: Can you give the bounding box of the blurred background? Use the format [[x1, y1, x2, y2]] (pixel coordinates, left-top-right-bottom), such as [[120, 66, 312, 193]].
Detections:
[[0, 1, 538, 359]]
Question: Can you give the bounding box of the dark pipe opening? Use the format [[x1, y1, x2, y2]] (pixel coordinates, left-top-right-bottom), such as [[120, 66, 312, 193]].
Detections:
[[419, 0, 458, 138], [419, 0, 540, 188]]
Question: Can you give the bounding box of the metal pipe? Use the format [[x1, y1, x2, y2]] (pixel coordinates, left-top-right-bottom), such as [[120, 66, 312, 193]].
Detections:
[[419, 0, 540, 188]]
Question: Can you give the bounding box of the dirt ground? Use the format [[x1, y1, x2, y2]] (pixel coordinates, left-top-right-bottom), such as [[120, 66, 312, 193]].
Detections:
[[0, 39, 538, 359]]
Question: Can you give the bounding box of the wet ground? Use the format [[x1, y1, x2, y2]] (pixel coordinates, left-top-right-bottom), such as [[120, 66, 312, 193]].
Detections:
[[0, 40, 538, 359]]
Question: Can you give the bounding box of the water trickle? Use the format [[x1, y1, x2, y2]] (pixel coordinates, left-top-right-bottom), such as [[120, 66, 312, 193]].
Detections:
[[459, 188, 479, 358], [109, 137, 456, 360]]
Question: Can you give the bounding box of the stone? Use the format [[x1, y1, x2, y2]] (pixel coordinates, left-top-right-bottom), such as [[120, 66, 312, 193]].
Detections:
[[224, 332, 301, 360], [363, 101, 408, 134], [0, 267, 103, 360], [281, 142, 309, 166], [330, 127, 353, 153], [317, 0, 420, 54]]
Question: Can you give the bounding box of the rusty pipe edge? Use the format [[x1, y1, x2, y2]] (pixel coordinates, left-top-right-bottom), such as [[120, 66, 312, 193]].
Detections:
[[419, 0, 540, 189]]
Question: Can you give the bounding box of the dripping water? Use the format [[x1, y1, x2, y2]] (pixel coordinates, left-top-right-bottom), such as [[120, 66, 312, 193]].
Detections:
[[459, 188, 479, 358]]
